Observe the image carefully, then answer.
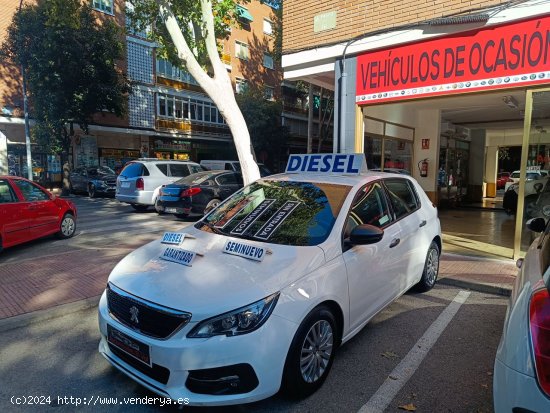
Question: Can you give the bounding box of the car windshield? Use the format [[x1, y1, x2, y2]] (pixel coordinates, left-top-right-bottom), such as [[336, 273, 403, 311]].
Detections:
[[196, 180, 352, 246], [175, 171, 218, 185]]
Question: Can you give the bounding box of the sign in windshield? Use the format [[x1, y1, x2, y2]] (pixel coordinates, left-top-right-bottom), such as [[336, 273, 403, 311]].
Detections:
[[197, 181, 352, 246]]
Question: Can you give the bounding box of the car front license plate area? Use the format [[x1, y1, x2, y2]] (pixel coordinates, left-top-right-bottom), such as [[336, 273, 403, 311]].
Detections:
[[107, 324, 151, 367], [165, 207, 179, 213]]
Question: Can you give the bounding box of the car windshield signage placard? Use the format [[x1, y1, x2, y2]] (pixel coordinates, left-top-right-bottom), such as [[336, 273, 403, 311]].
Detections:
[[356, 15, 550, 104], [285, 153, 367, 174], [230, 199, 276, 235], [160, 247, 196, 266], [254, 201, 301, 240], [223, 240, 266, 262], [160, 232, 186, 245]]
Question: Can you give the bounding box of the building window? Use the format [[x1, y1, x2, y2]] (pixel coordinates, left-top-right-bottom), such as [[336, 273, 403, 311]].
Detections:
[[263, 53, 274, 69], [156, 58, 198, 85], [129, 89, 155, 128], [235, 41, 249, 60], [263, 19, 273, 35], [157, 93, 226, 125], [92, 0, 113, 14], [264, 86, 274, 101], [236, 78, 248, 94]]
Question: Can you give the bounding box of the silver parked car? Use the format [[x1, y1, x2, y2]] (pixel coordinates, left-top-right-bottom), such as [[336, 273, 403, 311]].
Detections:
[[116, 159, 204, 211], [493, 217, 550, 412]]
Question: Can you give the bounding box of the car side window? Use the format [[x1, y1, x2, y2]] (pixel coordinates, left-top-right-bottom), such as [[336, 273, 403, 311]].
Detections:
[[13, 180, 50, 201], [156, 164, 169, 176], [216, 173, 237, 185], [0, 180, 17, 203], [344, 182, 392, 239], [169, 164, 191, 177], [384, 179, 419, 219]]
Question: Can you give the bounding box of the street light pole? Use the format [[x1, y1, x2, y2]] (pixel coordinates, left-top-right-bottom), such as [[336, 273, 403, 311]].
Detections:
[[19, 0, 32, 180]]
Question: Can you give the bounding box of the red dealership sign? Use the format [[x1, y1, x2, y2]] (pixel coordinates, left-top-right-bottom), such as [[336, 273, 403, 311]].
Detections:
[[356, 15, 550, 104]]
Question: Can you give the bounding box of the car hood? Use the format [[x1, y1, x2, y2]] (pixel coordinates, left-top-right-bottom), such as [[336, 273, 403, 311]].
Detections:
[[107, 225, 326, 320]]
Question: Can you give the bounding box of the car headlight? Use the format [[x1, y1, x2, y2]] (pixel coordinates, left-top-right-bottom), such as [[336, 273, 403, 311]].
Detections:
[[187, 292, 280, 338]]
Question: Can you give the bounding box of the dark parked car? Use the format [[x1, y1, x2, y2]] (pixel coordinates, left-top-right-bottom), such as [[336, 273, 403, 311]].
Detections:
[[0, 176, 77, 252], [70, 166, 117, 198], [156, 170, 243, 219]]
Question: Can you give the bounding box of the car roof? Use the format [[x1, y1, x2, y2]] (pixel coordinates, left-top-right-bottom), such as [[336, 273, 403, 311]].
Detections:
[[261, 171, 412, 188]]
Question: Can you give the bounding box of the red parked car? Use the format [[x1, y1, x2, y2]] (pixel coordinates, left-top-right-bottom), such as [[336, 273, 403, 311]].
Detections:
[[497, 172, 512, 190], [0, 176, 77, 252]]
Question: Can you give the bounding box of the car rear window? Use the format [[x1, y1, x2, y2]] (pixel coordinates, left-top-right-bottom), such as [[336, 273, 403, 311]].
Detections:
[[198, 180, 352, 246], [176, 171, 217, 185], [120, 162, 148, 178]]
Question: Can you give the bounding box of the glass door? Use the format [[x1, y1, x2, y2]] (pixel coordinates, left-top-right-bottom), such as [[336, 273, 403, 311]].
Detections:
[[514, 88, 550, 258]]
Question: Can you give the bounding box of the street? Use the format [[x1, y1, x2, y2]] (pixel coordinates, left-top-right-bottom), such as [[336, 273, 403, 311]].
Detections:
[[0, 284, 506, 412], [0, 195, 194, 264], [0, 196, 509, 412]]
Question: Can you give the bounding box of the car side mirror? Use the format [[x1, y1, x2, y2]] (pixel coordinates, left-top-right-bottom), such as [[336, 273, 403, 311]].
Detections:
[[349, 224, 384, 245], [534, 183, 543, 193], [526, 217, 546, 233]]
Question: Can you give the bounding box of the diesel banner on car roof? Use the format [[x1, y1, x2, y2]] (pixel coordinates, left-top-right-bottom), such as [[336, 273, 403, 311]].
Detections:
[[356, 14, 550, 104]]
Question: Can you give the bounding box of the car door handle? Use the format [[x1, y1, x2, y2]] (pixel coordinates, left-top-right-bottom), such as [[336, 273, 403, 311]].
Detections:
[[389, 238, 400, 248], [419, 220, 427, 227]]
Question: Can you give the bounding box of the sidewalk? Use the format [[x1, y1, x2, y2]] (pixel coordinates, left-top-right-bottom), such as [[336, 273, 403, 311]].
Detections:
[[0, 241, 518, 331]]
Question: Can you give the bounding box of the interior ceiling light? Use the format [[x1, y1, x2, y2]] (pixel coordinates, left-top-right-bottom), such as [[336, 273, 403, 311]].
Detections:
[[428, 13, 490, 25], [502, 95, 519, 109]]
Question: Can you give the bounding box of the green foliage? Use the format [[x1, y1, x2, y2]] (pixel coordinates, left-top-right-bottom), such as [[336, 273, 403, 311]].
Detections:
[[127, 0, 248, 70], [0, 0, 131, 155], [235, 89, 288, 169]]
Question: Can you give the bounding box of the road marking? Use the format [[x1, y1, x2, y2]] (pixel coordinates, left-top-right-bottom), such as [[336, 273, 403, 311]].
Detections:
[[358, 290, 471, 413]]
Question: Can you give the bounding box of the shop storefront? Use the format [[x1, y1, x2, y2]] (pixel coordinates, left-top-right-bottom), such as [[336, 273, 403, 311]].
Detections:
[[351, 13, 550, 258]]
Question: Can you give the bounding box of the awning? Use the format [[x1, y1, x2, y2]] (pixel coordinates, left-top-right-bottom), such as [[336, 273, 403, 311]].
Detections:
[[237, 5, 253, 22]]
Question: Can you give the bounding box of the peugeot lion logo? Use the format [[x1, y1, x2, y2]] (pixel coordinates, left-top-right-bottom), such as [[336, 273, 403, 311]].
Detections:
[[129, 306, 139, 324]]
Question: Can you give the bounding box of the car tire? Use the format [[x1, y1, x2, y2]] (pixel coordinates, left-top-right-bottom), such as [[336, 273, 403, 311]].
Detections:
[[88, 184, 96, 198], [57, 213, 76, 239], [281, 305, 338, 398], [204, 198, 221, 215], [414, 241, 440, 292], [131, 204, 149, 212], [0, 237, 3, 254], [174, 213, 189, 219], [154, 198, 165, 215]]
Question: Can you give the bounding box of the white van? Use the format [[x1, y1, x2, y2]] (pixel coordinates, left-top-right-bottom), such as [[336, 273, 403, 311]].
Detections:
[[200, 160, 272, 176]]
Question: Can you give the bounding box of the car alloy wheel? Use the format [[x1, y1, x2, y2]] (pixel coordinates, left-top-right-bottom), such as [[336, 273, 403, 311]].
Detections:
[[300, 320, 334, 383], [282, 305, 338, 398], [415, 241, 440, 292], [57, 213, 76, 239]]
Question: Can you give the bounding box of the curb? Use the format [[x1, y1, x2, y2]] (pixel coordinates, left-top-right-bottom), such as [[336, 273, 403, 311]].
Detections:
[[0, 295, 101, 333], [438, 277, 511, 297]]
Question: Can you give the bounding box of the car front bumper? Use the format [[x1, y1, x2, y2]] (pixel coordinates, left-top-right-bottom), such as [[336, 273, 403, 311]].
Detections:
[[97, 291, 297, 406], [493, 357, 550, 412]]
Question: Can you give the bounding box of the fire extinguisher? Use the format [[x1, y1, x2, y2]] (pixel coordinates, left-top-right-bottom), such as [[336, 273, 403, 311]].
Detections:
[[418, 159, 429, 177]]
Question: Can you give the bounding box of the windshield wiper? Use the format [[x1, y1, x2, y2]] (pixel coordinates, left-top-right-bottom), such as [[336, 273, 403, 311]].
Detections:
[[200, 221, 227, 236]]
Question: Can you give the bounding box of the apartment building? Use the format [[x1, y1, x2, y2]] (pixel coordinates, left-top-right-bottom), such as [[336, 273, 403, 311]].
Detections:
[[282, 0, 550, 257], [0, 0, 283, 179]]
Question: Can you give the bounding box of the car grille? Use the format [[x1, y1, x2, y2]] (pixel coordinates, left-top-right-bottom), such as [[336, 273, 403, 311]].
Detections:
[[107, 283, 191, 339], [105, 179, 117, 187]]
